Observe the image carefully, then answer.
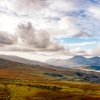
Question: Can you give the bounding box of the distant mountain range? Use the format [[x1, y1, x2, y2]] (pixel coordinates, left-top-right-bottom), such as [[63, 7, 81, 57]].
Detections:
[[0, 55, 100, 71], [45, 56, 100, 70]]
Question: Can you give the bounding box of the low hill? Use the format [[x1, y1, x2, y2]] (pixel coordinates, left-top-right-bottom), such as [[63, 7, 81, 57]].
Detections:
[[0, 55, 48, 66], [0, 58, 32, 69]]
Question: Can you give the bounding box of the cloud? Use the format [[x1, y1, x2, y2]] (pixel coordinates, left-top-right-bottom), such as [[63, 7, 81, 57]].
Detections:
[[0, 22, 65, 52], [0, 0, 100, 59], [58, 16, 74, 30], [72, 31, 92, 38], [58, 16, 79, 36], [16, 22, 65, 51], [71, 47, 89, 56], [88, 6, 100, 19], [90, 43, 100, 56], [6, 0, 81, 18], [48, 0, 76, 13], [0, 45, 35, 52], [0, 21, 96, 57], [12, 0, 48, 14], [0, 31, 17, 45]]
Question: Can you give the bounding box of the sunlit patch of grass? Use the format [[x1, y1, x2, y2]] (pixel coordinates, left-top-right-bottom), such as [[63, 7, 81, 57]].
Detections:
[[7, 84, 43, 100], [0, 78, 100, 100]]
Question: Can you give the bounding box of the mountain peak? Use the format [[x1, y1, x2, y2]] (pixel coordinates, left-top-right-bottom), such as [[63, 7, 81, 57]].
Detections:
[[73, 55, 84, 57], [68, 56, 88, 65], [71, 56, 86, 59], [90, 56, 100, 59]]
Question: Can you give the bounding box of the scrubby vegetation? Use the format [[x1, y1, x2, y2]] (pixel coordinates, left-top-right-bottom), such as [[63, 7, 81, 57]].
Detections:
[[0, 58, 100, 99], [0, 79, 100, 100]]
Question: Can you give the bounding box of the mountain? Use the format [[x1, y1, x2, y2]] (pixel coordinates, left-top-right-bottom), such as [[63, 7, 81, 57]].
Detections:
[[89, 56, 100, 65], [45, 56, 100, 70], [0, 58, 100, 100], [46, 59, 75, 68], [0, 57, 100, 83], [0, 58, 33, 69], [0, 55, 48, 66], [45, 56, 89, 67], [68, 56, 89, 65]]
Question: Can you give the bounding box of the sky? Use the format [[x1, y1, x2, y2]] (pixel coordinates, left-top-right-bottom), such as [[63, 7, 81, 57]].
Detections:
[[0, 0, 100, 62]]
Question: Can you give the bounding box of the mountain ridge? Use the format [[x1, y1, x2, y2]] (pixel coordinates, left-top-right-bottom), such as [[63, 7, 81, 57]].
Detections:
[[45, 56, 100, 70], [0, 55, 48, 66]]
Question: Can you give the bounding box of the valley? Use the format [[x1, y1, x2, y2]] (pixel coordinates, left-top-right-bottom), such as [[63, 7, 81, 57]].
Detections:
[[45, 56, 100, 70], [0, 56, 100, 99]]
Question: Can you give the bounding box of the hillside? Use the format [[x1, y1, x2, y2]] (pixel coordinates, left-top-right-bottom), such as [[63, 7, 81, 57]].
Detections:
[[45, 56, 100, 70], [0, 55, 48, 66], [0, 58, 100, 83], [0, 57, 100, 99]]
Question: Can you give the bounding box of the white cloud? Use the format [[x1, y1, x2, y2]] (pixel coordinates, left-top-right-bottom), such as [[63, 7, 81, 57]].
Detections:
[[70, 47, 89, 56], [90, 43, 100, 56], [58, 16, 80, 36], [11, 0, 48, 14], [0, 13, 19, 34], [88, 6, 100, 19], [58, 16, 74, 30], [0, 51, 72, 62], [48, 0, 76, 13]]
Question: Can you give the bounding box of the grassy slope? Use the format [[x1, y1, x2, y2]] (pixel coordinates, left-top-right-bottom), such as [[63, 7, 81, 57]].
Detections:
[[0, 79, 100, 100], [0, 58, 100, 99]]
